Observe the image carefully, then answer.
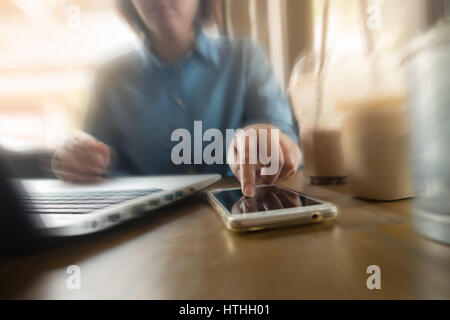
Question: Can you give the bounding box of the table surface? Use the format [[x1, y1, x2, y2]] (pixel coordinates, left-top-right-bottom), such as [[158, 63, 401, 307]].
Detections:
[[1, 171, 449, 300]]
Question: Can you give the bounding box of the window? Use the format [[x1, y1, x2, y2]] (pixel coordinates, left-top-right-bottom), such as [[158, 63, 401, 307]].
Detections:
[[0, 0, 137, 151], [311, 0, 430, 56]]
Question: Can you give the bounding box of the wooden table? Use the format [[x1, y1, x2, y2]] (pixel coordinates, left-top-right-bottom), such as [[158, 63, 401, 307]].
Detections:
[[1, 172, 449, 299]]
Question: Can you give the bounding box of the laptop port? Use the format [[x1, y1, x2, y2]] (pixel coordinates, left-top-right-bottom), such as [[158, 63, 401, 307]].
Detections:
[[132, 204, 146, 216], [108, 214, 121, 223], [148, 199, 161, 207], [164, 194, 174, 201], [175, 191, 183, 198]]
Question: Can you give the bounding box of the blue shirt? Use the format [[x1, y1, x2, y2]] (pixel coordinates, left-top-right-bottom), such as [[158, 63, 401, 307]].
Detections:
[[85, 30, 299, 176]]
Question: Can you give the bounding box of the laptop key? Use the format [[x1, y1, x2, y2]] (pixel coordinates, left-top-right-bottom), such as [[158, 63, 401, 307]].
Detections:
[[30, 208, 94, 214], [30, 204, 110, 210], [24, 188, 165, 215]]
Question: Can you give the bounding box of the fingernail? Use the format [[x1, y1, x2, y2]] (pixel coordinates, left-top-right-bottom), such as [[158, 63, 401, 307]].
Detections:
[[244, 185, 255, 197]]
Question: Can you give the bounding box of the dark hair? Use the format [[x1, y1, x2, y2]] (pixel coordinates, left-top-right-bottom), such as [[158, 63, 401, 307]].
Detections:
[[116, 0, 219, 37]]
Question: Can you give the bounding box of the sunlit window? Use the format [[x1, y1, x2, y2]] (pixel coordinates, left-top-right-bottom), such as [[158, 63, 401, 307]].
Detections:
[[312, 0, 424, 56], [0, 0, 138, 151]]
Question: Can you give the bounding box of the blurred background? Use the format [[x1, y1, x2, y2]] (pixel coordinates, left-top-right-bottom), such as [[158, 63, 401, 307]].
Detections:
[[0, 0, 448, 176], [0, 0, 137, 152]]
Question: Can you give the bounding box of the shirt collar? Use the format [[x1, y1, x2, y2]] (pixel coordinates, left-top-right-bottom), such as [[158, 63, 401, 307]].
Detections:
[[137, 27, 220, 70], [194, 28, 220, 68]]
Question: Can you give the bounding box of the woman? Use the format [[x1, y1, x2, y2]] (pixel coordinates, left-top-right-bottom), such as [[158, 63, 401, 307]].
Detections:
[[51, 0, 302, 197]]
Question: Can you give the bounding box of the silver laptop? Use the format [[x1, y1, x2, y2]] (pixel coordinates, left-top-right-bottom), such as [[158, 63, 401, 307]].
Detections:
[[15, 174, 221, 237]]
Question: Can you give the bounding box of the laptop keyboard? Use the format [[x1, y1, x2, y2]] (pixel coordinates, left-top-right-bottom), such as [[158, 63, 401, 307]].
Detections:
[[21, 189, 163, 215]]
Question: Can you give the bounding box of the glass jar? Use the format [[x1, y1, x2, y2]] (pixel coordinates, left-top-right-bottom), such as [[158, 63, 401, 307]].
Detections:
[[330, 52, 413, 201], [289, 50, 347, 185], [403, 22, 450, 244]]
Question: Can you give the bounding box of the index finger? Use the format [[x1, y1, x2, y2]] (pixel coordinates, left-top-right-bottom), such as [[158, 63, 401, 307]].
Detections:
[[240, 163, 256, 197]]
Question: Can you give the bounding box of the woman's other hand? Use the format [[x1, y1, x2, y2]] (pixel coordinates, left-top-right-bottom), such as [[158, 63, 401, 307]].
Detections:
[[51, 135, 111, 183]]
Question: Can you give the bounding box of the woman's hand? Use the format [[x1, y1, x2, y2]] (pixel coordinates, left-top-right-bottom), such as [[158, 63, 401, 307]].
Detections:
[[51, 135, 111, 183], [231, 187, 303, 214], [227, 124, 302, 197]]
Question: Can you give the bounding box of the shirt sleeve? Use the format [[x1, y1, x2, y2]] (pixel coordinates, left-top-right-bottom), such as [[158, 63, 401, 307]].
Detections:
[[242, 42, 300, 145], [83, 70, 129, 176], [85, 70, 120, 143]]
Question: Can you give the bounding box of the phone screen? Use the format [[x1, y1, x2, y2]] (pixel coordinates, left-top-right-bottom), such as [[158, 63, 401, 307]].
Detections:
[[213, 186, 321, 214]]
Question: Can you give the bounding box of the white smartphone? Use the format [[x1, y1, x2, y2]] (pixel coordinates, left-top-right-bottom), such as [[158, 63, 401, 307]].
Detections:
[[207, 185, 338, 232]]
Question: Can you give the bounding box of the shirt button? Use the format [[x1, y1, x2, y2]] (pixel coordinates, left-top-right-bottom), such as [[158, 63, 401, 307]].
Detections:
[[173, 95, 186, 110]]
